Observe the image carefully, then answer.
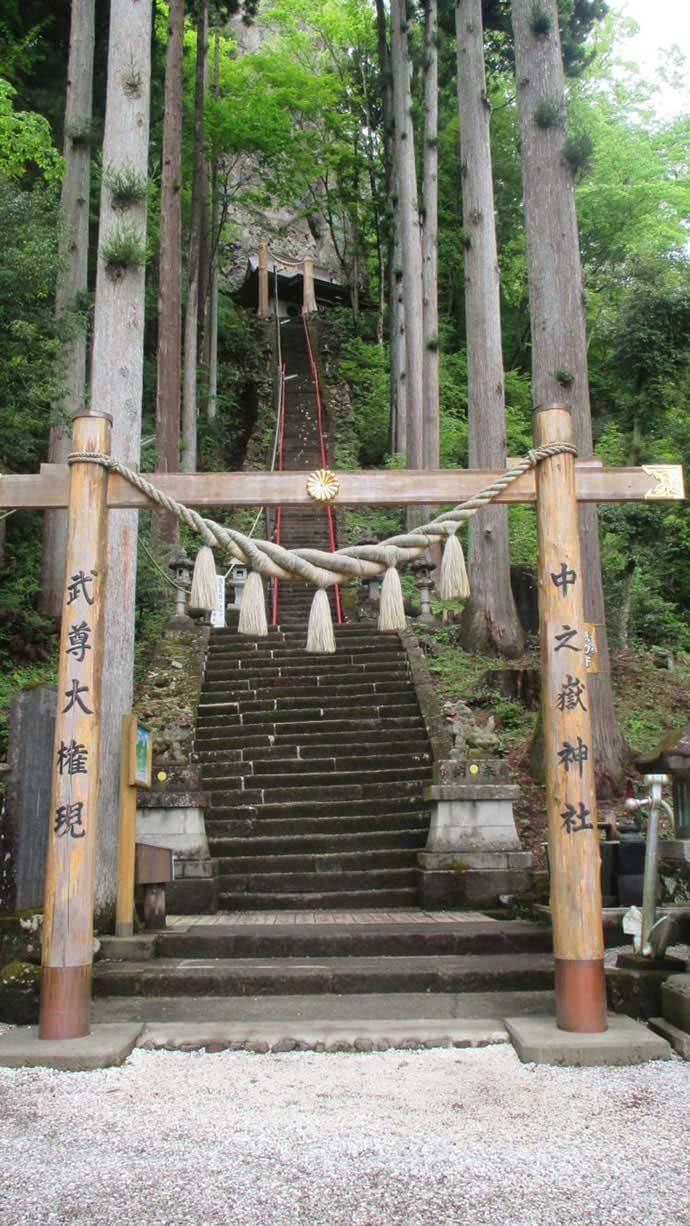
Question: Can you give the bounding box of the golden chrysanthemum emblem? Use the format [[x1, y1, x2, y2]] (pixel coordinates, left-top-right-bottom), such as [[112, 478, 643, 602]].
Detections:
[[306, 468, 340, 503]]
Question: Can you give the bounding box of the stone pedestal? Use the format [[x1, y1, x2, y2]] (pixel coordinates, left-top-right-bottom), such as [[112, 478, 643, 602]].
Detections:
[[417, 758, 532, 909], [136, 787, 216, 913]]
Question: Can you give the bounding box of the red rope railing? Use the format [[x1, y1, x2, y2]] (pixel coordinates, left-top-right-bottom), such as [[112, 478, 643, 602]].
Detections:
[[302, 315, 343, 625], [271, 362, 286, 627]]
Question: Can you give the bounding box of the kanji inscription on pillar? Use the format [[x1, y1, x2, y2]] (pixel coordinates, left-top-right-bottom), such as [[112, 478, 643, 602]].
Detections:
[[51, 568, 98, 841]]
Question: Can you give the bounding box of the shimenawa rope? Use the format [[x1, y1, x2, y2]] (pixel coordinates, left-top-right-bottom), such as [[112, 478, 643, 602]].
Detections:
[[67, 443, 576, 652]]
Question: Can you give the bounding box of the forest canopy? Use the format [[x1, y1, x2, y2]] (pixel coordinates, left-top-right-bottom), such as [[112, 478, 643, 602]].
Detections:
[[0, 0, 688, 692]]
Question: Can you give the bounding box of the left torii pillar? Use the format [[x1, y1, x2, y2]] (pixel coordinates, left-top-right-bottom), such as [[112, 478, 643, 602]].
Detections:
[[39, 411, 111, 1040]]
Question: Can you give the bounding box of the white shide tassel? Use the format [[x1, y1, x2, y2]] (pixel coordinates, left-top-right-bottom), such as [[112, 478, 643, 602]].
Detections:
[[378, 565, 406, 631], [238, 570, 268, 637], [306, 587, 336, 654], [438, 532, 470, 601], [189, 545, 218, 613]]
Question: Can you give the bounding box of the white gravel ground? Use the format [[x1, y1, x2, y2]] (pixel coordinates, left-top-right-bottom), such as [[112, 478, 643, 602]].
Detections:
[[0, 1045, 688, 1226]]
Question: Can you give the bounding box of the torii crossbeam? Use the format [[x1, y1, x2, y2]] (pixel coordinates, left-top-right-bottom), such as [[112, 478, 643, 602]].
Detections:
[[1, 406, 683, 1041]]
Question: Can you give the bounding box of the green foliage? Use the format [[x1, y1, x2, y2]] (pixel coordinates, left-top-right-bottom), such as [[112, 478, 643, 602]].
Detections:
[[0, 78, 62, 184], [104, 163, 149, 210], [0, 178, 61, 473], [101, 222, 148, 272], [338, 335, 390, 466]]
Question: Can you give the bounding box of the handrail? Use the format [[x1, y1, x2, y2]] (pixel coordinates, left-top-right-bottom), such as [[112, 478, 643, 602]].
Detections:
[[302, 314, 343, 625]]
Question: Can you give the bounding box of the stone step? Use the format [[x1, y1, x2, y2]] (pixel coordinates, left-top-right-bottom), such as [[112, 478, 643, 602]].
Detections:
[[216, 867, 417, 894], [195, 716, 426, 745], [203, 666, 411, 687], [208, 779, 424, 809], [216, 848, 419, 876], [210, 828, 428, 858], [207, 766, 431, 795], [207, 637, 394, 657], [156, 921, 554, 961], [196, 700, 420, 724], [208, 810, 431, 843], [92, 989, 555, 1028], [93, 953, 554, 997], [200, 683, 414, 704], [201, 754, 431, 780], [207, 781, 425, 813], [205, 651, 404, 670], [195, 735, 432, 762]]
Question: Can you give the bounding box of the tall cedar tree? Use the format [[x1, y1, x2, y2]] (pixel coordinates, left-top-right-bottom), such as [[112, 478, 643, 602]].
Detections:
[[40, 0, 96, 618], [422, 0, 440, 471], [390, 0, 424, 469], [374, 0, 406, 452], [511, 0, 626, 791], [182, 0, 208, 474], [91, 0, 152, 916], [155, 0, 185, 544], [456, 0, 524, 655], [207, 24, 222, 421]]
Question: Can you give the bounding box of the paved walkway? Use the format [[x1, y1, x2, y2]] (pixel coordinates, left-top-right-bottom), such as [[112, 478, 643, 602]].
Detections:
[[0, 1044, 686, 1225]]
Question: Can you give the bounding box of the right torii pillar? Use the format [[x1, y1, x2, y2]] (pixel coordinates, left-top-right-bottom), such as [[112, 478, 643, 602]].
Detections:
[[534, 404, 606, 1032]]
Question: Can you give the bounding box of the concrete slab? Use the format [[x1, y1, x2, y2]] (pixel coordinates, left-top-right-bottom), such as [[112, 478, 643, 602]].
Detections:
[[505, 1014, 672, 1067], [138, 1018, 508, 1053], [0, 1023, 143, 1071], [649, 1017, 690, 1060]]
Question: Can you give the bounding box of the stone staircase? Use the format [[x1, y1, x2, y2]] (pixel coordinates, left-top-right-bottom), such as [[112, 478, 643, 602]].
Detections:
[[188, 313, 436, 911], [92, 915, 555, 1026], [196, 624, 433, 909]]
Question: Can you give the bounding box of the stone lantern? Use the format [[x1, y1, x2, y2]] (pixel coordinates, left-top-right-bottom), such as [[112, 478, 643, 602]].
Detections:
[[167, 546, 193, 630], [228, 562, 248, 609], [411, 556, 437, 625], [355, 535, 381, 616]]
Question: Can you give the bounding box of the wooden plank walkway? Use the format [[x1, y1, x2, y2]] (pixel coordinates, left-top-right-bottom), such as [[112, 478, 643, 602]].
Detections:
[[167, 910, 497, 928]]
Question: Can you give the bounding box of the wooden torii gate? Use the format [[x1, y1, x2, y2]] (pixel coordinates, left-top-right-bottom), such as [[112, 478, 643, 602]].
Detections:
[[0, 408, 683, 1041]]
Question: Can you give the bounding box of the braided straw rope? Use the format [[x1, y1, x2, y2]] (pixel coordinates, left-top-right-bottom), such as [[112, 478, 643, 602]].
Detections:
[[66, 443, 576, 590]]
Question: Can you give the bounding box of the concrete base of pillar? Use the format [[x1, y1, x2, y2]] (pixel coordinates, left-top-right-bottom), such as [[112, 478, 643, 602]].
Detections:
[[0, 1023, 143, 1071], [505, 1014, 672, 1067]]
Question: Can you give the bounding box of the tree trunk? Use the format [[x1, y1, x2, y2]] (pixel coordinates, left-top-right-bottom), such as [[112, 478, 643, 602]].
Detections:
[[619, 559, 635, 649], [197, 5, 211, 365], [40, 0, 96, 619], [374, 0, 401, 450], [392, 206, 407, 456], [422, 0, 440, 472], [207, 24, 221, 423], [456, 0, 524, 657], [390, 0, 424, 470], [90, 0, 152, 922], [181, 0, 207, 474], [155, 0, 184, 544], [511, 0, 626, 793]]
